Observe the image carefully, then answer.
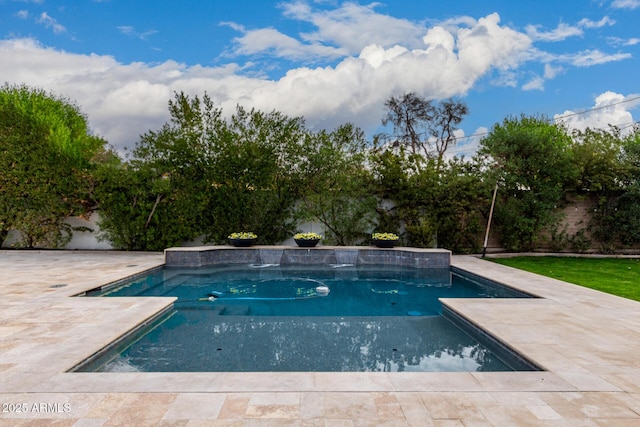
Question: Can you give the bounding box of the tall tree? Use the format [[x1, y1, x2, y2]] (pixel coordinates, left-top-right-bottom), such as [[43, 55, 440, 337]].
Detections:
[[381, 93, 468, 163], [297, 124, 376, 245], [0, 84, 105, 248], [478, 115, 577, 252], [568, 127, 629, 251], [95, 92, 307, 249], [607, 127, 640, 249]]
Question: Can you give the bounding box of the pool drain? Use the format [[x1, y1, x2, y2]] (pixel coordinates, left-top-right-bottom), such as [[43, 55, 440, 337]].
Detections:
[[49, 284, 68, 288]]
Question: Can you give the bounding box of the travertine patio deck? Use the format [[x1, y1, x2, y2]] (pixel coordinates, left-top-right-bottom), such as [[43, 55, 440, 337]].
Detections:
[[0, 250, 639, 426]]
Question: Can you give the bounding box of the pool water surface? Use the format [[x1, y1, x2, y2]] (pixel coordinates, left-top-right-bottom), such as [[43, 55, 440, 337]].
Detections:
[[76, 264, 537, 373]]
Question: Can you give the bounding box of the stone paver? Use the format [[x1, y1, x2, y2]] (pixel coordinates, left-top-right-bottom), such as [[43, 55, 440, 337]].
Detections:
[[0, 250, 639, 425]]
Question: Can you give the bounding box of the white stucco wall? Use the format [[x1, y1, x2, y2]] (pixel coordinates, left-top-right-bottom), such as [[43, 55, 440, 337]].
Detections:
[[1, 213, 113, 250]]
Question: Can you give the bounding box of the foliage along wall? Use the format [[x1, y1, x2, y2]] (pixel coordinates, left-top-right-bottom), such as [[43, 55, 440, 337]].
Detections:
[[4, 85, 640, 254]]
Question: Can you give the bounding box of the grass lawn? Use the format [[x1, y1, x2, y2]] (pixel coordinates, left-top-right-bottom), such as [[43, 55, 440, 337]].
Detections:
[[488, 256, 640, 302]]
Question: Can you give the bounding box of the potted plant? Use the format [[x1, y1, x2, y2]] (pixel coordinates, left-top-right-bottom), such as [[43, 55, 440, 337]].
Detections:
[[293, 232, 323, 247], [228, 232, 258, 247], [371, 232, 399, 248]]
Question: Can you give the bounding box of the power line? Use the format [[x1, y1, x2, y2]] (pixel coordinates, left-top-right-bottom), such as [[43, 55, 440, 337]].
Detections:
[[380, 95, 640, 152], [447, 120, 639, 155], [450, 96, 640, 145], [553, 95, 640, 121]]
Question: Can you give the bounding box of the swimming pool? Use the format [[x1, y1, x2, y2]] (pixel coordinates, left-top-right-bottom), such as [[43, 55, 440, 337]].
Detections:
[[74, 263, 539, 373]]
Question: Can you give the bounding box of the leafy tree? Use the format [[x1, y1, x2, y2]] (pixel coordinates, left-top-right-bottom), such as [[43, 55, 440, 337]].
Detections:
[[568, 127, 629, 251], [297, 124, 376, 245], [620, 126, 640, 186], [433, 157, 489, 253], [380, 93, 468, 164], [370, 150, 487, 251], [94, 159, 179, 251], [0, 84, 105, 248], [369, 147, 414, 241], [478, 115, 577, 251], [609, 127, 640, 248], [202, 104, 307, 243], [570, 127, 628, 194], [95, 92, 307, 249]]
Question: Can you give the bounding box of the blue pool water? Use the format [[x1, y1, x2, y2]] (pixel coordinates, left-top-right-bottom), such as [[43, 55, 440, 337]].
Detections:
[[76, 264, 536, 373]]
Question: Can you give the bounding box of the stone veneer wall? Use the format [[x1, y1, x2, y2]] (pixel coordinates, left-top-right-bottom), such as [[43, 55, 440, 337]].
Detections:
[[164, 246, 451, 269]]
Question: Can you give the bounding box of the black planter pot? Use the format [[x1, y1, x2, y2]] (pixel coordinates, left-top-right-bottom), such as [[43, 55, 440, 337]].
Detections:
[[295, 238, 320, 247], [229, 238, 257, 247], [372, 239, 397, 248]]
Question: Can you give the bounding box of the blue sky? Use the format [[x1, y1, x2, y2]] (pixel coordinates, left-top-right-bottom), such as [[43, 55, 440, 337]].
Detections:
[[1, 0, 639, 155]]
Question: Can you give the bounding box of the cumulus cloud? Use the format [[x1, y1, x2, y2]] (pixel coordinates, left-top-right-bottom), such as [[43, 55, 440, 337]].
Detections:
[[554, 91, 640, 133], [225, 26, 348, 61], [0, 4, 634, 155], [0, 12, 535, 152], [280, 1, 426, 53], [224, 2, 425, 61]]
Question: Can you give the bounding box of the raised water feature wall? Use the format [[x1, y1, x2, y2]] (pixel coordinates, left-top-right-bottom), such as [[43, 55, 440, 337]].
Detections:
[[164, 246, 451, 269]]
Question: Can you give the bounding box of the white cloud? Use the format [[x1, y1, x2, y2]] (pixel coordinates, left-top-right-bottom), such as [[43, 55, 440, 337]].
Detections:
[[522, 76, 544, 91], [554, 91, 639, 133], [578, 16, 615, 28], [227, 27, 347, 60], [526, 23, 583, 42], [543, 63, 564, 79], [117, 25, 158, 40], [566, 49, 631, 66], [36, 12, 66, 35], [608, 36, 640, 46], [611, 0, 640, 9], [524, 16, 614, 42], [1, 4, 633, 157], [15, 10, 29, 19], [280, 1, 426, 53], [0, 12, 535, 152], [225, 1, 427, 61]]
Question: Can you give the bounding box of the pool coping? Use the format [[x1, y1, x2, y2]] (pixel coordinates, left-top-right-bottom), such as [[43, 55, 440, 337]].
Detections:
[[1, 250, 639, 397]]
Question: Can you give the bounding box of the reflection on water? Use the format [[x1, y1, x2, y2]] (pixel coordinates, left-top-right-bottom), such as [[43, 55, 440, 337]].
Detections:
[[97, 312, 511, 373], [79, 264, 533, 373]]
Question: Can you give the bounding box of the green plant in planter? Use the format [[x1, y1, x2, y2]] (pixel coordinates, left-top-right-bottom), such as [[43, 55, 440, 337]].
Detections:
[[372, 232, 399, 241], [293, 232, 323, 240], [228, 232, 257, 239], [372, 232, 399, 248], [293, 232, 323, 247], [228, 232, 258, 247]]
